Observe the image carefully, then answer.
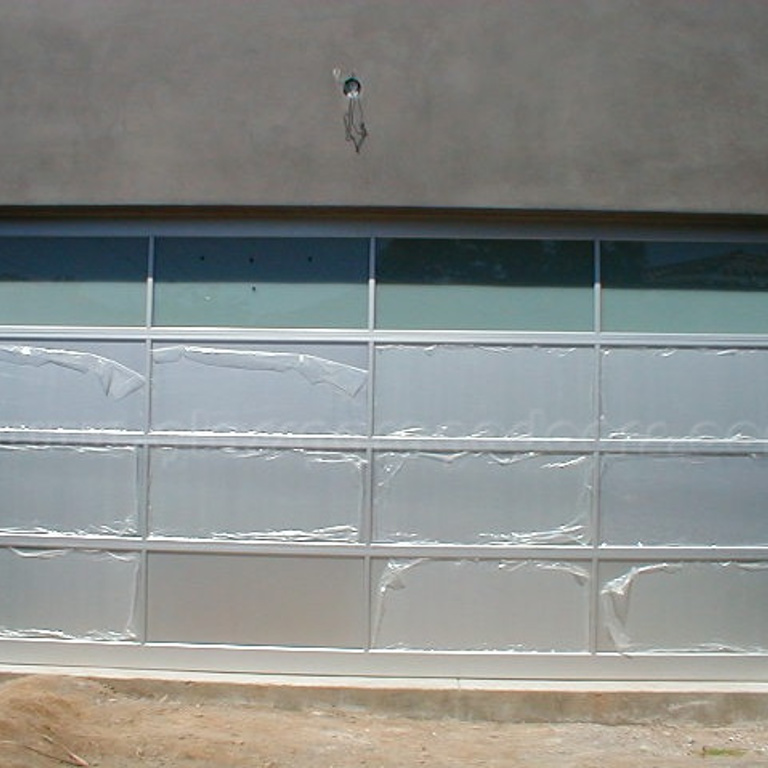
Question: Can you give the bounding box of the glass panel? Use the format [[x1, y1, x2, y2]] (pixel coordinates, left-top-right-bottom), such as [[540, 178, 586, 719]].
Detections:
[[376, 239, 593, 330], [149, 448, 364, 541], [601, 347, 768, 440], [147, 554, 365, 647], [601, 454, 768, 546], [374, 452, 592, 545], [0, 341, 147, 431], [599, 561, 768, 653], [151, 342, 367, 434], [0, 445, 139, 536], [0, 237, 147, 326], [375, 345, 595, 438], [372, 559, 590, 651], [0, 548, 140, 641], [602, 241, 768, 333], [154, 237, 369, 328]]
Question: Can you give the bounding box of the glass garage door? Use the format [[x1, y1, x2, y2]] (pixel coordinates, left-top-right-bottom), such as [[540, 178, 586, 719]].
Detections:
[[0, 224, 767, 680]]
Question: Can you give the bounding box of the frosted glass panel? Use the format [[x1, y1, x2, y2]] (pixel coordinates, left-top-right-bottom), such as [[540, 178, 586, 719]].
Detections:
[[601, 454, 768, 546], [0, 341, 146, 430], [602, 347, 768, 439], [372, 559, 590, 651], [0, 445, 139, 536], [0, 548, 140, 641], [0, 237, 147, 326], [599, 561, 768, 653], [148, 554, 365, 647], [150, 448, 365, 541], [375, 345, 594, 438], [376, 239, 593, 330], [374, 452, 592, 545], [154, 237, 368, 327], [602, 241, 768, 332], [151, 343, 368, 434]]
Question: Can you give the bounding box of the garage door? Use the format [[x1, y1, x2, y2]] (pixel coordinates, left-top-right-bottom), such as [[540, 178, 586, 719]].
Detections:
[[1, 220, 767, 680]]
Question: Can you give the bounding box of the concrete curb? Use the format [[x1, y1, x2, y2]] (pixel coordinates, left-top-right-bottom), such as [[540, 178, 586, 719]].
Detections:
[[2, 666, 768, 725]]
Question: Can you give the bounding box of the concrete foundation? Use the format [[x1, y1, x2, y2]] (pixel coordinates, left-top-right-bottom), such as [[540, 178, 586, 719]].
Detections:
[[2, 666, 768, 725]]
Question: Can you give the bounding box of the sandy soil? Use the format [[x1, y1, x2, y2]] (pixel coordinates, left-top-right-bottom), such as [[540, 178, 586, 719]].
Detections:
[[0, 675, 767, 768]]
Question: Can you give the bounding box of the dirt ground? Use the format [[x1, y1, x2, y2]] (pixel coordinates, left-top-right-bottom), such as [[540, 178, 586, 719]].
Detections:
[[0, 675, 767, 768]]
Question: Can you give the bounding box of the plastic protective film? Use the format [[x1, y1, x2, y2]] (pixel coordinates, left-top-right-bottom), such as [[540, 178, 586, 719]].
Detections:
[[601, 454, 768, 546], [374, 345, 594, 438], [0, 548, 139, 641], [599, 562, 768, 654], [602, 348, 768, 439], [147, 554, 365, 648], [0, 445, 139, 536], [372, 559, 590, 651], [151, 344, 368, 434], [149, 448, 365, 541], [373, 452, 592, 545], [0, 343, 146, 430]]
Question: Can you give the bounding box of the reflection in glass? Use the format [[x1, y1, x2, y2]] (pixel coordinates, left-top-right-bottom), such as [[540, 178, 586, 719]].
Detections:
[[0, 237, 148, 326], [376, 239, 594, 330], [154, 238, 368, 327], [602, 241, 768, 332]]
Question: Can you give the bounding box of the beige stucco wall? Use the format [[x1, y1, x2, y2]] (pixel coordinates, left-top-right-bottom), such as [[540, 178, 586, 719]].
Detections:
[[1, 0, 767, 211]]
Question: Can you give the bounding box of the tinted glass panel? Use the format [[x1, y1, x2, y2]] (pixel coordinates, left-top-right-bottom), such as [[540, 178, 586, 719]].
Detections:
[[0, 237, 147, 326], [154, 238, 368, 327], [602, 241, 768, 332], [376, 239, 593, 330]]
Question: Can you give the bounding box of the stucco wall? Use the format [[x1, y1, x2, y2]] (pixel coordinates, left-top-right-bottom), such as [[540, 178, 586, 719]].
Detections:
[[1, 0, 767, 211]]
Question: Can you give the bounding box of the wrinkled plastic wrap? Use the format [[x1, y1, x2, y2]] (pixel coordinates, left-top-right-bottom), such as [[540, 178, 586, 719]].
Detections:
[[374, 345, 595, 438], [601, 454, 768, 546], [0, 344, 144, 399], [0, 445, 139, 536], [149, 448, 365, 541], [602, 348, 768, 439], [154, 346, 366, 396], [151, 343, 368, 434], [372, 559, 590, 651], [0, 342, 146, 430], [373, 452, 592, 544], [147, 554, 365, 647], [0, 548, 139, 641], [600, 561, 768, 653]]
